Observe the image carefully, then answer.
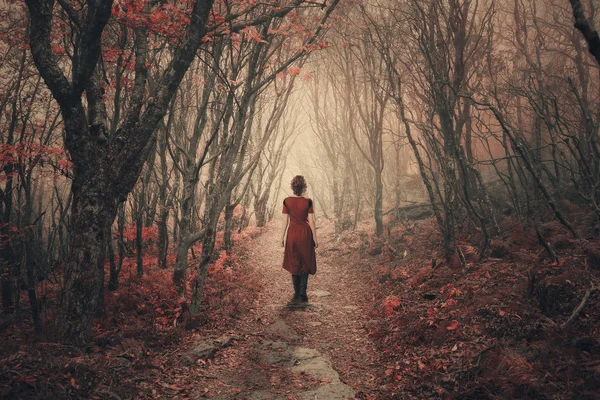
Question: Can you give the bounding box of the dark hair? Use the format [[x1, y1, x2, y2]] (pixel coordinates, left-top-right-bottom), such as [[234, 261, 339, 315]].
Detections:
[[291, 175, 307, 196]]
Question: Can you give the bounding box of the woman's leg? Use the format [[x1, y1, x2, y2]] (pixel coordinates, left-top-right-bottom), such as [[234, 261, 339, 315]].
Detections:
[[289, 274, 301, 304], [299, 272, 309, 302]]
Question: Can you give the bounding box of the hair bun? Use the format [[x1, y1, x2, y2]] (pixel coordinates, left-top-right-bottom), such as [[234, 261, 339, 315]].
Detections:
[[291, 175, 307, 196]]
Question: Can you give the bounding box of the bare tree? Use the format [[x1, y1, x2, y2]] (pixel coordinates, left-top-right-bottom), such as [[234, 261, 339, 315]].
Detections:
[[24, 0, 320, 345]]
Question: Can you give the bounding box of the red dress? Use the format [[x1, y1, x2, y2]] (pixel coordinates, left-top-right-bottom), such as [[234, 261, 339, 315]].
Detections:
[[282, 197, 317, 275]]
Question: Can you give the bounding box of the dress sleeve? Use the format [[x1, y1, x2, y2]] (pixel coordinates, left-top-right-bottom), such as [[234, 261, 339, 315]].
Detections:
[[282, 199, 289, 214], [308, 199, 314, 214]]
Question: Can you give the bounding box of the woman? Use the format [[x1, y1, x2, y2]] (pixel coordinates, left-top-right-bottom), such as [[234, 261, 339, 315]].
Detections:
[[280, 175, 318, 304]]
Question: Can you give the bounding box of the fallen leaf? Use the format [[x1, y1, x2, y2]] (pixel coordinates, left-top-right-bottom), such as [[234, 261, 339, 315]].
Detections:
[[447, 320, 459, 330]]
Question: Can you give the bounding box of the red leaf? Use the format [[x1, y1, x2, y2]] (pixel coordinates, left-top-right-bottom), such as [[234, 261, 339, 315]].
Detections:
[[383, 295, 401, 316], [447, 320, 459, 330]]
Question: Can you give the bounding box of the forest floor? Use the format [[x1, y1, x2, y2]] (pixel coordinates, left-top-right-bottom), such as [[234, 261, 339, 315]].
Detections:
[[165, 221, 383, 400], [2, 213, 600, 400], [0, 221, 385, 400], [159, 214, 600, 400]]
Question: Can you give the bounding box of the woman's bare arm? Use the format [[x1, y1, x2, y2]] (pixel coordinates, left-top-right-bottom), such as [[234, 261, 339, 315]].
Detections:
[[308, 213, 318, 248], [281, 214, 290, 247]]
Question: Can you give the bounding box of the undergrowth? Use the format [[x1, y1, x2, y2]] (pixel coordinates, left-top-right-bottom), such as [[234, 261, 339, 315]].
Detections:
[[0, 229, 261, 399], [342, 204, 600, 400]]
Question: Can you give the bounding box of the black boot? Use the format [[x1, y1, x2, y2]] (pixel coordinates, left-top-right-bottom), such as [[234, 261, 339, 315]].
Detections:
[[299, 272, 309, 303], [289, 275, 301, 304]]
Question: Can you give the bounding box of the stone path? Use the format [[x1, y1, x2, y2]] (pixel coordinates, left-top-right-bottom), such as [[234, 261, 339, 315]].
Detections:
[[249, 319, 355, 400], [183, 222, 380, 399]]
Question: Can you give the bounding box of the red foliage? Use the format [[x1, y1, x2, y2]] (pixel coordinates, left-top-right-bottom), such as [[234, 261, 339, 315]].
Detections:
[[0, 143, 71, 179], [121, 224, 159, 244], [112, 0, 192, 39], [382, 295, 401, 317], [104, 264, 183, 332], [407, 266, 432, 287], [105, 229, 259, 336], [340, 214, 600, 399], [200, 251, 258, 326]]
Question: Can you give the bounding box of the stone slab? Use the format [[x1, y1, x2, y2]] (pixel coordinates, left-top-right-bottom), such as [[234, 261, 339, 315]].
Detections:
[[297, 382, 356, 400], [310, 289, 332, 297], [264, 320, 300, 341]]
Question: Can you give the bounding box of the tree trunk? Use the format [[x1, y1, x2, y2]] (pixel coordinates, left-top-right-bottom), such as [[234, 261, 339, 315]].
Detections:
[[173, 238, 189, 287], [190, 212, 219, 316], [332, 179, 342, 235], [136, 211, 144, 276], [1, 272, 13, 311], [374, 169, 384, 236], [238, 201, 248, 233], [96, 255, 105, 317], [173, 174, 196, 286], [224, 198, 235, 252], [109, 204, 125, 291], [25, 0, 217, 345], [157, 208, 169, 269], [107, 234, 118, 291], [1, 215, 15, 311], [24, 251, 41, 335], [255, 198, 267, 227], [61, 183, 117, 345]]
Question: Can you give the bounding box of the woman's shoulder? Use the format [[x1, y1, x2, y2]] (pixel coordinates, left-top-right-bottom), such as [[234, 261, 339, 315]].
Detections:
[[284, 196, 311, 202]]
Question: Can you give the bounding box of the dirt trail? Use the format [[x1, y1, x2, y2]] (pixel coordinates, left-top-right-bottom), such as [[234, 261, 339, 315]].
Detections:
[[182, 222, 381, 399]]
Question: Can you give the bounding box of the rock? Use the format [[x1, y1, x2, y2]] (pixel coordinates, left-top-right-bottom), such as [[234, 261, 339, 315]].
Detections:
[[264, 320, 301, 341], [310, 289, 331, 297], [297, 382, 356, 400], [189, 341, 218, 359], [283, 302, 324, 310], [262, 340, 288, 351], [261, 346, 320, 366], [292, 347, 321, 360], [308, 321, 322, 327], [291, 356, 339, 381], [246, 390, 287, 400], [215, 335, 233, 347], [182, 335, 233, 365], [262, 350, 293, 365], [343, 305, 358, 311]]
